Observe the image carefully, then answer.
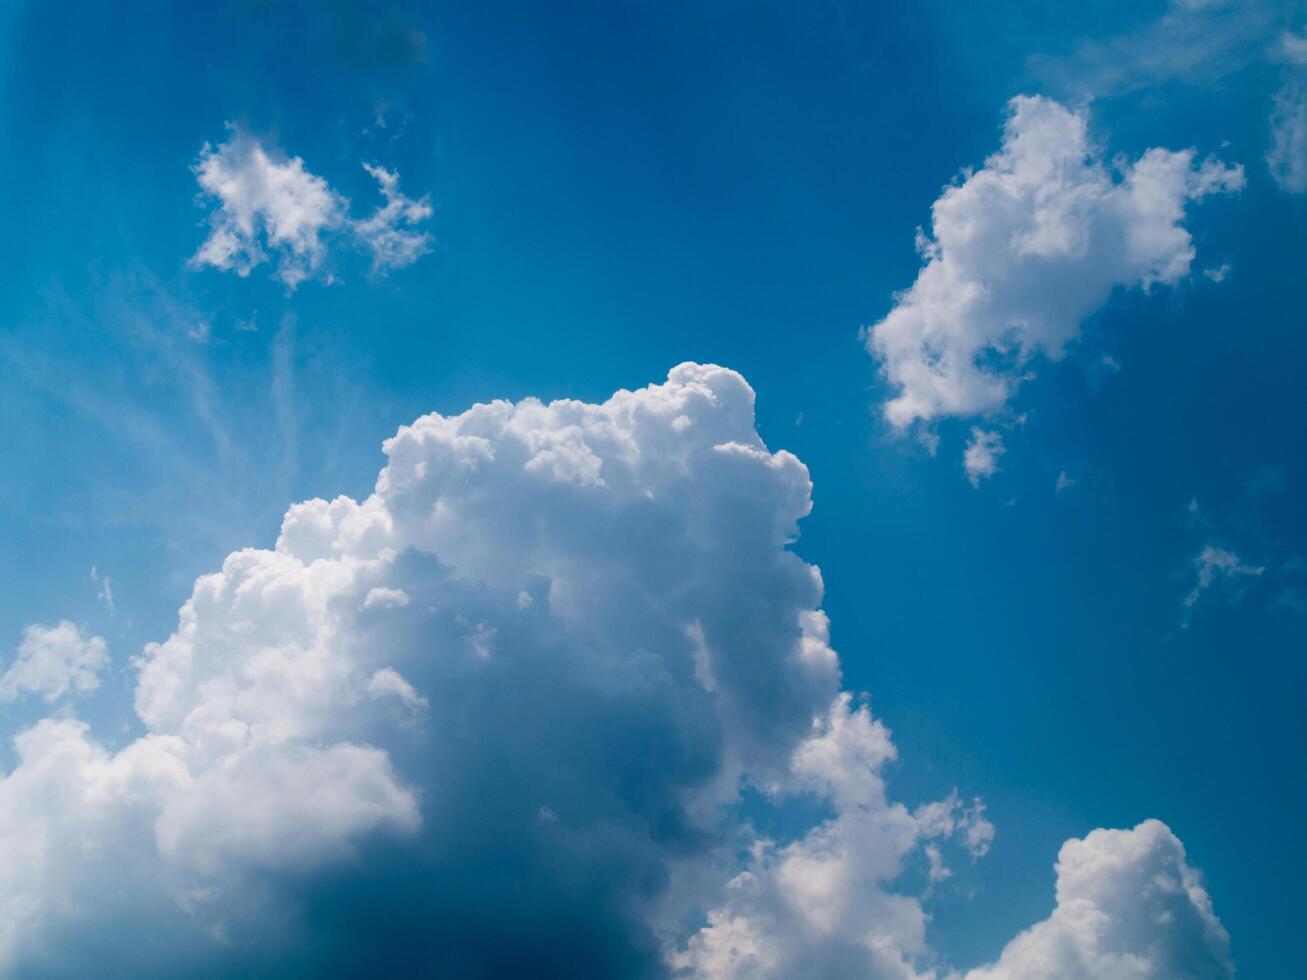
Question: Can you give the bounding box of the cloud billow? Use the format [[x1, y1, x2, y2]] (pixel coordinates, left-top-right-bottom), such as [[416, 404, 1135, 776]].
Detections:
[[0, 366, 1231, 977]]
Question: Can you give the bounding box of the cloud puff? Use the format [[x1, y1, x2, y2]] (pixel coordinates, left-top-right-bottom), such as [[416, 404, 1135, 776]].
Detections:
[[354, 163, 433, 273], [192, 130, 432, 288], [964, 820, 1233, 979], [0, 366, 1230, 976], [0, 622, 108, 703], [865, 96, 1242, 430], [963, 428, 1005, 488]]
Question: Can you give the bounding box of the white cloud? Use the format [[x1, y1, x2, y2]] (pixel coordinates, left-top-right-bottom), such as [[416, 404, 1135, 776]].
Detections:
[[0, 364, 848, 970], [964, 428, 1005, 487], [964, 820, 1233, 979], [865, 96, 1243, 429], [0, 365, 1232, 976], [0, 622, 108, 703], [1055, 470, 1075, 493], [191, 130, 433, 289], [192, 130, 346, 289], [354, 164, 433, 273]]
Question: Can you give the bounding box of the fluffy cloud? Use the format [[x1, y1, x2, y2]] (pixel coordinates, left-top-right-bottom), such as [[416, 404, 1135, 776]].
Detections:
[[865, 96, 1242, 431], [0, 366, 1230, 976], [0, 622, 108, 703], [963, 429, 1004, 488], [964, 820, 1233, 979], [0, 364, 847, 973], [192, 130, 432, 288], [354, 164, 433, 273], [673, 693, 992, 979]]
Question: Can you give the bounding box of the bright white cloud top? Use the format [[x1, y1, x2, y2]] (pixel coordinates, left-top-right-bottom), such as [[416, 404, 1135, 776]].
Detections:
[[0, 366, 1231, 976], [965, 820, 1233, 980], [192, 129, 432, 288], [866, 95, 1242, 431]]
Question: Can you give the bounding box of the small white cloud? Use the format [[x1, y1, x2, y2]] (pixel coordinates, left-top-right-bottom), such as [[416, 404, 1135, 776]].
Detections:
[[192, 130, 347, 289], [964, 428, 1004, 487], [1055, 470, 1075, 493], [0, 622, 108, 703], [353, 164, 433, 273], [191, 129, 432, 289], [1202, 262, 1231, 282], [866, 96, 1242, 428]]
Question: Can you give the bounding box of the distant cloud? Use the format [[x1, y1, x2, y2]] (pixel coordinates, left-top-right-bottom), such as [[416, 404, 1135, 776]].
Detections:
[[191, 128, 433, 289], [964, 820, 1233, 979], [1183, 544, 1265, 620], [1055, 470, 1075, 493], [964, 428, 1004, 487], [0, 622, 108, 703], [354, 164, 433, 273], [865, 96, 1242, 430]]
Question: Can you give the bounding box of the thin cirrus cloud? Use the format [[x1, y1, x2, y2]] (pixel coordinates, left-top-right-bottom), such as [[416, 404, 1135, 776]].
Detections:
[[190, 128, 432, 289], [0, 365, 1232, 976], [864, 95, 1242, 468]]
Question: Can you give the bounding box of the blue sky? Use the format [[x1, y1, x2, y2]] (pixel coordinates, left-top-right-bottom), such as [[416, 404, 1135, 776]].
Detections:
[[1, 1, 1304, 976]]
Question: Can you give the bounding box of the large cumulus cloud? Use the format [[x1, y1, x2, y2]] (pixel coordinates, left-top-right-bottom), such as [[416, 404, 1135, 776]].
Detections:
[[0, 365, 1230, 977]]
